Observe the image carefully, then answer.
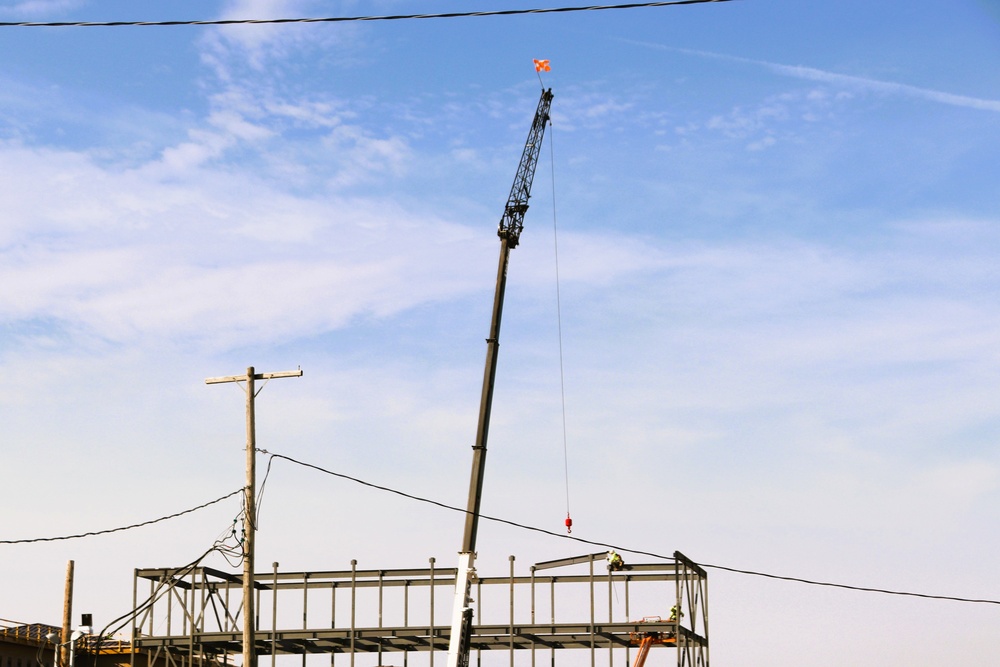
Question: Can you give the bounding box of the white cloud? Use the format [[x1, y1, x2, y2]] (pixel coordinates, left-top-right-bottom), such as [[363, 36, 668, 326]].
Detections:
[[201, 0, 315, 74], [746, 134, 776, 151], [156, 128, 238, 172], [0, 137, 492, 351], [916, 460, 1000, 508], [530, 222, 1000, 484], [323, 125, 413, 188], [766, 61, 1000, 112], [196, 0, 366, 82], [23, 132, 972, 363], [264, 98, 345, 128], [548, 89, 635, 132], [631, 40, 1000, 113], [0, 0, 84, 18]]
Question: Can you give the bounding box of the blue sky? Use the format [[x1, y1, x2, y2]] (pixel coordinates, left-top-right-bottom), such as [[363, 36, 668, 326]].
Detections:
[[2, 0, 999, 664]]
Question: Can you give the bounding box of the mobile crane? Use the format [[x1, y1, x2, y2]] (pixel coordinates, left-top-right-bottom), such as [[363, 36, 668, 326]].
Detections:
[[445, 87, 554, 667]]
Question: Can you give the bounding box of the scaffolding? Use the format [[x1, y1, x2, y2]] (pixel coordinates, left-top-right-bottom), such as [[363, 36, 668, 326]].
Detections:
[[130, 551, 707, 667]]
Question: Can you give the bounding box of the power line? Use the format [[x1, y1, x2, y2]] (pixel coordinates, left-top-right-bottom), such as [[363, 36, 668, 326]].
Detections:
[[0, 489, 243, 544], [261, 450, 663, 558], [695, 562, 1000, 605], [94, 544, 217, 641], [0, 0, 734, 28], [5, 451, 991, 607], [262, 451, 1000, 607]]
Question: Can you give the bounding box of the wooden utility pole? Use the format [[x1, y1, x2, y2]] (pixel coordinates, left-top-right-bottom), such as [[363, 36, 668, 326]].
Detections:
[[206, 366, 303, 667], [60, 560, 74, 667]]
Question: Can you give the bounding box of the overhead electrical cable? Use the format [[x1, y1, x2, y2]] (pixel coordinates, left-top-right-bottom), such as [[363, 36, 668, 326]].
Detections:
[[259, 450, 652, 555], [256, 451, 278, 522], [0, 488, 243, 544], [91, 541, 232, 652], [692, 561, 1000, 605], [0, 0, 734, 28], [95, 545, 216, 639], [260, 450, 1000, 606]]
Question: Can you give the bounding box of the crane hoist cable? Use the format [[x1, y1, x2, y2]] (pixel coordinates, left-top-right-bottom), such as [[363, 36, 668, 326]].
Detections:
[[546, 115, 574, 535], [534, 58, 572, 535]]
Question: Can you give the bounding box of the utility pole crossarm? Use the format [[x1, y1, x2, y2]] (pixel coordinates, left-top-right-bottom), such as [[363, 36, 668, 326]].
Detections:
[[205, 369, 303, 384]]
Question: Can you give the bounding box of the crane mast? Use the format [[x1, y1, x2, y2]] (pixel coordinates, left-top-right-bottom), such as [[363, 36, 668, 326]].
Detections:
[[446, 87, 554, 667]]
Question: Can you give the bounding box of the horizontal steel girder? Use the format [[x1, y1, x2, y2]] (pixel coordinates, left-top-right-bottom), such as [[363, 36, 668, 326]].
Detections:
[[133, 621, 707, 655]]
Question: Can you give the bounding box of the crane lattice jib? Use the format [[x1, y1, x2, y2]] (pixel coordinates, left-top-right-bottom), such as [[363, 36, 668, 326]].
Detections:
[[497, 88, 553, 248]]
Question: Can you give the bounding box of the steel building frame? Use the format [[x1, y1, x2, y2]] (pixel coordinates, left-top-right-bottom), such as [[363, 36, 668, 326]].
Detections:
[[130, 551, 706, 667]]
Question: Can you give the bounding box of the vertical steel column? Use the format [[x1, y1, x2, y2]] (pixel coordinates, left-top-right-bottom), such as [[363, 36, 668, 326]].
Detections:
[[257, 586, 263, 644], [330, 583, 337, 667], [201, 568, 209, 667], [303, 573, 310, 667], [702, 576, 710, 667], [606, 567, 613, 667], [508, 556, 515, 667], [589, 560, 595, 667], [130, 570, 138, 667], [549, 579, 556, 667], [673, 558, 681, 667], [475, 579, 483, 667], [377, 571, 384, 667], [164, 575, 172, 638], [403, 581, 409, 667], [150, 579, 157, 636], [429, 558, 436, 667], [529, 567, 536, 667], [350, 561, 357, 667], [187, 570, 195, 667], [226, 585, 232, 632], [672, 552, 709, 667], [624, 576, 631, 667], [272, 563, 279, 667]]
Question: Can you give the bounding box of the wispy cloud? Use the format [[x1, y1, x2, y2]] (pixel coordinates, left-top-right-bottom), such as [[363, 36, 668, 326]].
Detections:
[[198, 0, 365, 81], [0, 0, 84, 19], [761, 60, 1000, 112], [0, 140, 489, 350], [631, 41, 1000, 112]]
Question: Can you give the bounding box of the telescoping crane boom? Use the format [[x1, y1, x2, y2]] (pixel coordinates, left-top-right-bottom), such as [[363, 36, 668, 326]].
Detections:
[[445, 87, 554, 667]]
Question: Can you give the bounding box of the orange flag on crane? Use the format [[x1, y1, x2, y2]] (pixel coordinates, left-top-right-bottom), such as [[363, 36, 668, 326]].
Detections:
[[533, 59, 551, 72]]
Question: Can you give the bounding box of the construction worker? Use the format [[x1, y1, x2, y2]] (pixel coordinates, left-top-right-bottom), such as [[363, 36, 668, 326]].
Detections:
[[669, 605, 683, 622], [607, 550, 624, 570]]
